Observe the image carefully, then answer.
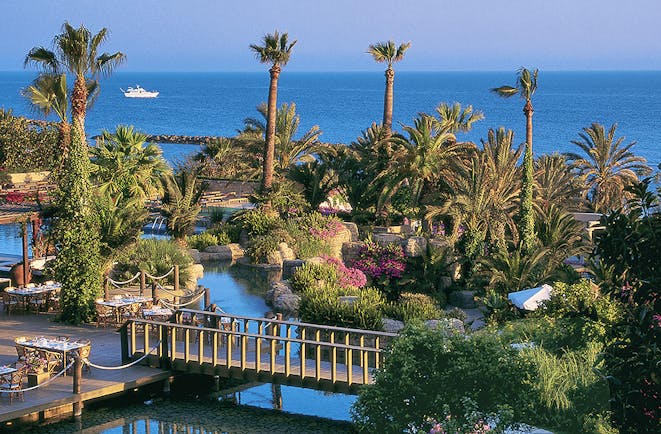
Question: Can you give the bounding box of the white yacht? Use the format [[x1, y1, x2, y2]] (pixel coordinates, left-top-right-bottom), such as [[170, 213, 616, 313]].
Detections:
[[121, 85, 159, 98]]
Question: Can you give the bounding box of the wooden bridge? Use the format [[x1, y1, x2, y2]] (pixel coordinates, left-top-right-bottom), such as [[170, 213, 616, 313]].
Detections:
[[120, 308, 398, 395]]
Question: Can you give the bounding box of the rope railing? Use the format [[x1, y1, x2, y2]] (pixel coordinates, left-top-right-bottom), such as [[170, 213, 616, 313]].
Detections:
[[159, 291, 205, 308], [107, 272, 141, 288], [144, 267, 175, 281], [0, 360, 74, 393], [84, 341, 161, 370], [154, 282, 182, 296]]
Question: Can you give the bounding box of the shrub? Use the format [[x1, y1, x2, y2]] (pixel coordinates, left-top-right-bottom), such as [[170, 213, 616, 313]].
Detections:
[[295, 235, 332, 259], [237, 209, 281, 236], [114, 238, 193, 287], [298, 285, 385, 330], [290, 262, 338, 293], [246, 234, 282, 263], [383, 292, 442, 322], [300, 211, 345, 240], [351, 239, 407, 300], [351, 325, 535, 432], [186, 231, 219, 250], [210, 222, 241, 243], [321, 255, 367, 289]]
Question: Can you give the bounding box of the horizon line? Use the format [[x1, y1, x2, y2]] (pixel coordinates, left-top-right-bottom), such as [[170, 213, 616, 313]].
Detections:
[[2, 69, 661, 74]]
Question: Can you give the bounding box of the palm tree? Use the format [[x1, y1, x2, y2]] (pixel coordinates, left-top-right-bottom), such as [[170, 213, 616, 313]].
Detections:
[[565, 123, 651, 212], [367, 40, 411, 136], [433, 102, 484, 136], [492, 67, 539, 255], [161, 167, 208, 242], [243, 102, 321, 176], [91, 125, 169, 201], [24, 22, 124, 324], [249, 31, 297, 196], [534, 153, 583, 213]]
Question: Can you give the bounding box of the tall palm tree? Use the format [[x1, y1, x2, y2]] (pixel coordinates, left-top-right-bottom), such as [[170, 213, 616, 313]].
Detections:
[[492, 67, 539, 255], [243, 102, 321, 175], [565, 123, 651, 212], [367, 40, 411, 136], [24, 22, 124, 324], [249, 31, 297, 196]]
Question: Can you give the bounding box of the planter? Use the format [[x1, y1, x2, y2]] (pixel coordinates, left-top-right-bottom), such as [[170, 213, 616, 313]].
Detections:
[[27, 371, 50, 387]]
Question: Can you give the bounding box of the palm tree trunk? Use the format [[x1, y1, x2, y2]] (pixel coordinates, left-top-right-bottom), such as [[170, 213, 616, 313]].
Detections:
[[58, 121, 71, 163], [523, 99, 533, 149], [383, 66, 394, 136], [71, 75, 88, 137], [263, 64, 281, 193]]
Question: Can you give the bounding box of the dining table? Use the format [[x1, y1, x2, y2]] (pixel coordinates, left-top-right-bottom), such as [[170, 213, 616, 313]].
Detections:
[[7, 284, 61, 311], [16, 336, 90, 376], [96, 296, 153, 323], [141, 307, 174, 322]]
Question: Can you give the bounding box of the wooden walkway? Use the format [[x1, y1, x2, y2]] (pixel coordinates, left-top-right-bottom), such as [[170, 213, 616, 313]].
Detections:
[[123, 309, 397, 395], [0, 311, 170, 423]]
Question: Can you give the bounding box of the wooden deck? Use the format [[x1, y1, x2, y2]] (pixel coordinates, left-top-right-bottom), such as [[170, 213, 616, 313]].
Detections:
[[0, 311, 170, 423]]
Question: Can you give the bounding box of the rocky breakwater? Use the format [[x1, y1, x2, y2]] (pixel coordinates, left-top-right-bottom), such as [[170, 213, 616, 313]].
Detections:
[[265, 280, 300, 314], [147, 134, 220, 145]]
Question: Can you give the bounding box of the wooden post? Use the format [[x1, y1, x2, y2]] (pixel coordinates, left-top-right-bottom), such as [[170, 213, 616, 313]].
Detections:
[[104, 277, 110, 301], [300, 328, 306, 379], [173, 265, 179, 293], [140, 271, 146, 295], [204, 287, 211, 310], [152, 281, 158, 306], [72, 355, 83, 417], [22, 219, 29, 286], [330, 331, 337, 383]]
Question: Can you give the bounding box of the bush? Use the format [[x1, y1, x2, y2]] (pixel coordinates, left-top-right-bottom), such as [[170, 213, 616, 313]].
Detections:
[[351, 239, 407, 300], [114, 239, 193, 287], [237, 209, 282, 236], [290, 262, 338, 293], [298, 285, 385, 330], [246, 234, 282, 263], [186, 231, 219, 250], [352, 325, 534, 432], [383, 292, 442, 322], [295, 235, 332, 259], [209, 222, 241, 243]]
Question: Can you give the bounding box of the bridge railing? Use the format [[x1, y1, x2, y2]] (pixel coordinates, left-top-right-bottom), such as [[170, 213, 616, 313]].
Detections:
[[121, 310, 397, 387]]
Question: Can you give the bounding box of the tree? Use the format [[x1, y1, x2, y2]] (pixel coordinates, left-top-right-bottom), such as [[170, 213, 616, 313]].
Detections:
[[565, 123, 650, 213], [25, 22, 125, 324], [534, 153, 583, 214], [160, 166, 207, 242], [367, 40, 411, 136], [492, 67, 539, 255], [249, 31, 297, 198], [433, 102, 484, 136], [243, 102, 321, 176]]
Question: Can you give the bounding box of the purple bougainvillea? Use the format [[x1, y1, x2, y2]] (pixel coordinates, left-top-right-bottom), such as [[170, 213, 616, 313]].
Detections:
[[352, 239, 406, 280]]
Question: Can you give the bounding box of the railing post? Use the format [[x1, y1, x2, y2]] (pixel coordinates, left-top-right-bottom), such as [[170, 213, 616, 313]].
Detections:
[[120, 325, 129, 364], [315, 329, 321, 381], [173, 265, 180, 293], [330, 331, 337, 383], [285, 324, 291, 377], [140, 271, 146, 295], [204, 287, 211, 310], [72, 355, 83, 417], [345, 333, 352, 385], [300, 328, 306, 379], [104, 277, 110, 301], [160, 324, 170, 369], [152, 281, 158, 306]]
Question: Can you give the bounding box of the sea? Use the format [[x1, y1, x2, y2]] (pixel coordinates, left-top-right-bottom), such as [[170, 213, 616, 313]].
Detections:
[[0, 71, 659, 167]]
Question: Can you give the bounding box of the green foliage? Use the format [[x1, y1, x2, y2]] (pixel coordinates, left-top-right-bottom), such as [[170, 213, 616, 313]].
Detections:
[[186, 231, 219, 250], [295, 236, 332, 259], [237, 209, 282, 237], [246, 233, 283, 263], [298, 285, 385, 330], [0, 113, 61, 172], [352, 325, 534, 432], [113, 239, 192, 287], [51, 122, 101, 324], [383, 292, 442, 322], [160, 166, 207, 240], [95, 191, 148, 258], [290, 262, 338, 292], [209, 222, 241, 244]]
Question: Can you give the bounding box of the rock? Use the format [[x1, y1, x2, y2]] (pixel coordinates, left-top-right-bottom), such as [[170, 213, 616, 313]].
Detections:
[[227, 243, 245, 260], [203, 245, 233, 260], [278, 242, 296, 261], [185, 264, 204, 290], [305, 256, 325, 266], [438, 276, 453, 290], [402, 236, 427, 257], [387, 225, 402, 234], [449, 262, 462, 281], [373, 226, 388, 234], [283, 259, 305, 279], [373, 233, 402, 246], [425, 318, 464, 333], [448, 290, 477, 308], [188, 248, 201, 263], [327, 226, 352, 259], [429, 238, 451, 250], [342, 222, 359, 242], [341, 241, 364, 264], [382, 318, 405, 334], [266, 281, 293, 304], [273, 293, 300, 313], [265, 250, 283, 266]]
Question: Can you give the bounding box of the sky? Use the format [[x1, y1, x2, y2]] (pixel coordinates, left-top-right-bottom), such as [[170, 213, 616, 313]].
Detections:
[[1, 0, 660, 72]]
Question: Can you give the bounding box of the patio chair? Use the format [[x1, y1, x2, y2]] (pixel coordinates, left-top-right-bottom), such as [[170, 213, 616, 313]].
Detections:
[[2, 290, 18, 315], [95, 301, 115, 327], [0, 366, 27, 404], [28, 293, 48, 312]]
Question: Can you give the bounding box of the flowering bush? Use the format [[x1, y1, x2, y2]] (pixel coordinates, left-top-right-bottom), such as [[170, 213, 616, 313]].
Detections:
[[305, 214, 345, 240], [24, 353, 48, 373], [352, 239, 406, 280], [4, 191, 25, 204], [321, 255, 367, 289]]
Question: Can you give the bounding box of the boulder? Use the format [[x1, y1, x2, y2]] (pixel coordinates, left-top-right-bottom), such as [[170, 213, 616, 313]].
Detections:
[[402, 236, 427, 258], [278, 242, 296, 261], [266, 280, 293, 304], [429, 238, 451, 251], [373, 233, 402, 246], [341, 241, 364, 264], [342, 222, 359, 242], [265, 250, 283, 267], [188, 249, 201, 263], [438, 276, 453, 290], [203, 245, 233, 260], [381, 318, 405, 334], [425, 318, 465, 333], [273, 293, 300, 313], [448, 290, 477, 309], [227, 243, 245, 260], [327, 226, 352, 259], [283, 259, 305, 279]]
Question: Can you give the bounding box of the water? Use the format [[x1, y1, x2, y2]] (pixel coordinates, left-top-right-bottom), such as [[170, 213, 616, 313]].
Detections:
[[0, 224, 357, 423], [1, 71, 659, 166]]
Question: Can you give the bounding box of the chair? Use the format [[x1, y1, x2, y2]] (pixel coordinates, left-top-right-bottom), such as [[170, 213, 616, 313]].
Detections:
[[28, 293, 47, 312], [0, 366, 26, 404], [2, 291, 18, 315], [95, 301, 115, 327]]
